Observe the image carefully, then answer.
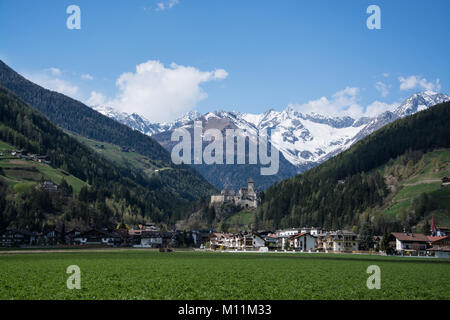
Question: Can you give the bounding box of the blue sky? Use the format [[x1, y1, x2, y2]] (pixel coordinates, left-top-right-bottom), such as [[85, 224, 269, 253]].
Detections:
[[0, 0, 449, 122]]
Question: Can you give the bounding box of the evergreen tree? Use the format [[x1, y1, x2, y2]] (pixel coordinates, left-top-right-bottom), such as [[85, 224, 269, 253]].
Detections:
[[359, 223, 375, 251], [422, 220, 431, 236]]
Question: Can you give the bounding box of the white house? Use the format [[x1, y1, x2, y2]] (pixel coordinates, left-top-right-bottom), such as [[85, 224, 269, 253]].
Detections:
[[321, 231, 359, 252], [289, 233, 317, 251], [300, 227, 323, 236], [391, 232, 429, 255], [73, 229, 120, 246], [278, 228, 299, 237], [136, 231, 163, 248], [278, 228, 299, 249], [208, 232, 266, 250], [243, 232, 265, 249]]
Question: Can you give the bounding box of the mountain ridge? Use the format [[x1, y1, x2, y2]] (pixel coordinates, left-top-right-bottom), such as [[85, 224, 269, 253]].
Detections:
[[0, 60, 216, 204], [255, 100, 450, 232], [94, 91, 450, 169]]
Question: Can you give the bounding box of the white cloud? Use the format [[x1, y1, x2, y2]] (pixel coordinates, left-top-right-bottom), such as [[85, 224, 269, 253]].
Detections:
[[365, 101, 399, 117], [81, 73, 93, 80], [25, 71, 79, 98], [292, 87, 364, 118], [46, 67, 62, 76], [383, 73, 390, 78], [291, 86, 397, 119], [375, 81, 390, 98], [87, 91, 107, 106], [399, 75, 441, 92], [156, 0, 179, 11], [107, 60, 228, 122]]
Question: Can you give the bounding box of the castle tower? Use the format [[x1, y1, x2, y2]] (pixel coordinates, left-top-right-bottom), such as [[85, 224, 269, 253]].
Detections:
[[248, 178, 255, 193]]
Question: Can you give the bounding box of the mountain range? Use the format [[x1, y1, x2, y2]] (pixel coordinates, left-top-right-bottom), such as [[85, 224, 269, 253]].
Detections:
[[93, 91, 450, 190]]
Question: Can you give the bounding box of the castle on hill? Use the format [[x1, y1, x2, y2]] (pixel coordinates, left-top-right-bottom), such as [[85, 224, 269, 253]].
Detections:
[[210, 179, 259, 209]]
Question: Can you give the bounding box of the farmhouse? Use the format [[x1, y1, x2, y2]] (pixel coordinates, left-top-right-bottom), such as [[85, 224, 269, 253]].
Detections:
[[210, 179, 259, 209], [207, 232, 266, 250], [0, 229, 38, 247], [288, 233, 317, 251], [242, 232, 266, 249], [40, 181, 59, 193], [441, 177, 450, 187], [391, 232, 429, 255], [137, 231, 176, 248], [137, 231, 163, 248], [73, 229, 122, 246]]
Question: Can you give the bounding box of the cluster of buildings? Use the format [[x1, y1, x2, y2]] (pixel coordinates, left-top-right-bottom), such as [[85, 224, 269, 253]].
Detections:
[[1, 210, 449, 257], [207, 223, 450, 258], [0, 149, 51, 165], [210, 179, 260, 209], [390, 232, 450, 258], [0, 225, 207, 249], [389, 219, 450, 258], [208, 228, 360, 253]]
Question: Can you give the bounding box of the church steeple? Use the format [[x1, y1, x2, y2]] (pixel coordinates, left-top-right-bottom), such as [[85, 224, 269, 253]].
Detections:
[[431, 215, 436, 236]]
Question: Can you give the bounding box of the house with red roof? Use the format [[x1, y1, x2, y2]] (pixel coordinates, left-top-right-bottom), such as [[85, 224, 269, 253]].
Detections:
[[391, 232, 429, 255], [429, 236, 450, 258]]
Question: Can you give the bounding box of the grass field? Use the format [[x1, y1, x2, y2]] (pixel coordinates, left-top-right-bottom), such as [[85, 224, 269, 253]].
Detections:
[[0, 250, 448, 300], [0, 138, 87, 193], [72, 134, 173, 178], [378, 149, 450, 224], [0, 158, 87, 193]]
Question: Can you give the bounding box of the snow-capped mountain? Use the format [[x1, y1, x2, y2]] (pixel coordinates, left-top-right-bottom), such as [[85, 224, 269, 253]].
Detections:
[[93, 106, 202, 136], [394, 91, 450, 117], [92, 91, 450, 170]]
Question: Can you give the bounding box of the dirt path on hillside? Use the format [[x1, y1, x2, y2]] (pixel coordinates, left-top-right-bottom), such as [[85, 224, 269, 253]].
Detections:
[[403, 179, 441, 187]]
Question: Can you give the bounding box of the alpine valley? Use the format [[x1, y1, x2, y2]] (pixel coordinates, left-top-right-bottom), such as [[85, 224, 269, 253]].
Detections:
[[0, 59, 449, 234]]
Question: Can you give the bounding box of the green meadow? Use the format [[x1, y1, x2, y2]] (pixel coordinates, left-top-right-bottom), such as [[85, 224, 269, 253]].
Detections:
[[0, 250, 448, 300]]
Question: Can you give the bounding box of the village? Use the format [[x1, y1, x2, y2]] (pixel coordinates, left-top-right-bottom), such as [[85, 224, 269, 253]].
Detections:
[[1, 222, 449, 258], [204, 224, 450, 258], [0, 176, 449, 258]]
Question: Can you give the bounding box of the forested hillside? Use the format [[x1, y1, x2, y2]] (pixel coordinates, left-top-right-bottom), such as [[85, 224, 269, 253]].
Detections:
[[255, 101, 450, 233], [0, 60, 215, 203], [0, 87, 212, 231]]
